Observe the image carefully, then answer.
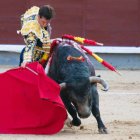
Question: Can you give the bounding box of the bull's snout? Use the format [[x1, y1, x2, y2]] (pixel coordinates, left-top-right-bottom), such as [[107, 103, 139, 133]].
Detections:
[[78, 111, 91, 118], [78, 107, 91, 118], [76, 102, 91, 118]]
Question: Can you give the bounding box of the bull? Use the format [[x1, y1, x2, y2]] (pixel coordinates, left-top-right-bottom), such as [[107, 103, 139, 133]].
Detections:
[[48, 41, 109, 134]]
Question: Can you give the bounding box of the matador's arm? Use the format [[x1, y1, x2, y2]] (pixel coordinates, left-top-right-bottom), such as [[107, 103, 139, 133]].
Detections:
[[23, 32, 37, 63]]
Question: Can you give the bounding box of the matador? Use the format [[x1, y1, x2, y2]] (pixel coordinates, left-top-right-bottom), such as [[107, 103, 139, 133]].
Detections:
[[18, 5, 55, 68]]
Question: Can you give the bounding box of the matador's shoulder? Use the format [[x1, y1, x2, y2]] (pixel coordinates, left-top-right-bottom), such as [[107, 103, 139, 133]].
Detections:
[[18, 6, 49, 43], [23, 6, 39, 18], [20, 21, 49, 43], [20, 20, 42, 38], [20, 6, 39, 26]]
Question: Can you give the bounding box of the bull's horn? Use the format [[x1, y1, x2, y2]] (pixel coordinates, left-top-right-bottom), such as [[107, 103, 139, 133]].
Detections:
[[59, 83, 66, 90], [89, 76, 109, 91]]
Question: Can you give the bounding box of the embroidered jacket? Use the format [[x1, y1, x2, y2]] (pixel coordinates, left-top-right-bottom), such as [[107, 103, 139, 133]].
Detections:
[[18, 6, 51, 65]]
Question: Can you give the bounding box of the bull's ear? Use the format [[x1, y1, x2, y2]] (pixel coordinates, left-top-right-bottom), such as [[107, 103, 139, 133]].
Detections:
[[59, 83, 66, 90]]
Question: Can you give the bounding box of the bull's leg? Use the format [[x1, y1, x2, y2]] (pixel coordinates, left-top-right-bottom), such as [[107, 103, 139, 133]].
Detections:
[[91, 85, 108, 134], [61, 94, 81, 126]]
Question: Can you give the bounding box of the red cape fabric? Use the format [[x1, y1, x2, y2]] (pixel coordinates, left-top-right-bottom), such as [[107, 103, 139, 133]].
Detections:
[[0, 62, 67, 134]]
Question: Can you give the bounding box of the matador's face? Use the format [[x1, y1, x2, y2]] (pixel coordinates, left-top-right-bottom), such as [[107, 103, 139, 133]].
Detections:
[[38, 15, 50, 28]]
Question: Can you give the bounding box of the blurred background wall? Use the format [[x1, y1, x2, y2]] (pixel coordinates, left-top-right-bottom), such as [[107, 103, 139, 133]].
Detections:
[[0, 0, 139, 46]]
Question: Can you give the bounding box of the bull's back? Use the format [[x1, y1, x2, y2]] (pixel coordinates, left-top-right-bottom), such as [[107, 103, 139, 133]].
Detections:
[[49, 45, 95, 82]]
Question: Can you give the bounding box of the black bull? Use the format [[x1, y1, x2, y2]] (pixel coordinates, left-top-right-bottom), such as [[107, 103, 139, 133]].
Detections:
[[48, 44, 109, 134]]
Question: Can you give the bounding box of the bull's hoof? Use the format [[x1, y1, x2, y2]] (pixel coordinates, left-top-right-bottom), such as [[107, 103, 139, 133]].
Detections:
[[72, 118, 81, 126], [98, 128, 108, 134]]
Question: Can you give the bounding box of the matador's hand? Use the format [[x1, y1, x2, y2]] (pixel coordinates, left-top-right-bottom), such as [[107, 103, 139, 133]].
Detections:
[[21, 62, 29, 68]]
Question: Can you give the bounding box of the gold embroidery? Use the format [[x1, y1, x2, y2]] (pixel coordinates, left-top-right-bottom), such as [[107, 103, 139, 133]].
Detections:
[[20, 21, 50, 43], [24, 6, 39, 18], [21, 21, 42, 40]]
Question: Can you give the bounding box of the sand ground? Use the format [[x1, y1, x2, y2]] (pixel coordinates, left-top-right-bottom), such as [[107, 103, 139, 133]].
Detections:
[[0, 67, 140, 140]]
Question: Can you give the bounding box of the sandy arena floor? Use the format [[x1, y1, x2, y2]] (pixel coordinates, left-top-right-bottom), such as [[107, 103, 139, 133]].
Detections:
[[0, 67, 140, 140]]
